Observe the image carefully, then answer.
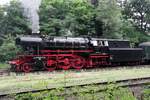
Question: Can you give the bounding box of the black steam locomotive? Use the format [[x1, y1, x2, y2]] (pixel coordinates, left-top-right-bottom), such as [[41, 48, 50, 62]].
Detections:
[[9, 35, 145, 72]]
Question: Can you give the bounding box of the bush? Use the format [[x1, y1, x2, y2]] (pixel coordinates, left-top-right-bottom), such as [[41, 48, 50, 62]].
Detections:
[[13, 84, 137, 100], [142, 86, 150, 100], [0, 35, 20, 62]]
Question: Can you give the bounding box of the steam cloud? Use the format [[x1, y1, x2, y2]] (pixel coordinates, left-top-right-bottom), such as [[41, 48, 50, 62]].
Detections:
[[21, 0, 41, 33]]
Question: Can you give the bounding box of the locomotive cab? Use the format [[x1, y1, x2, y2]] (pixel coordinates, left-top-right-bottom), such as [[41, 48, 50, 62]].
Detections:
[[90, 38, 109, 54]]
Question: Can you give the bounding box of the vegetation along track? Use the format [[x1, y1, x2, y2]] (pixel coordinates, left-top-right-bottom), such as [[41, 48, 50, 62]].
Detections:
[[0, 76, 149, 97]]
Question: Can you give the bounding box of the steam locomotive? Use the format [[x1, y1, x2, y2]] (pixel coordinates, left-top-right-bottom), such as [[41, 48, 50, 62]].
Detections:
[[9, 35, 146, 72]]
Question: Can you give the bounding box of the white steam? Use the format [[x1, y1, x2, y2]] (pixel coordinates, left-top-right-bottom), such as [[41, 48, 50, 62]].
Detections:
[[21, 0, 41, 33]]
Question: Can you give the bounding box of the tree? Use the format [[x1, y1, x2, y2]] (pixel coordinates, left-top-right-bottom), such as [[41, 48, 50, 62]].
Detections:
[[117, 0, 128, 8], [39, 0, 124, 38], [120, 19, 150, 46], [0, 6, 5, 44], [124, 0, 150, 33], [39, 0, 94, 36], [95, 0, 123, 38], [0, 35, 20, 62], [0, 0, 31, 36]]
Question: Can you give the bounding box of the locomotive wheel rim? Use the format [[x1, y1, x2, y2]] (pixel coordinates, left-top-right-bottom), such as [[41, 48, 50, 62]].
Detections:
[[22, 63, 32, 73], [71, 56, 85, 70], [60, 58, 70, 70], [44, 60, 56, 72]]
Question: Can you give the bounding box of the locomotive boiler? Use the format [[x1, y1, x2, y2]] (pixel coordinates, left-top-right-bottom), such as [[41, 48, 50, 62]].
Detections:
[[9, 35, 143, 72]]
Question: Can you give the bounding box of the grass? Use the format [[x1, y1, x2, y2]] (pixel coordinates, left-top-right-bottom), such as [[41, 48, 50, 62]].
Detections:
[[13, 84, 138, 100], [0, 66, 150, 95], [142, 85, 150, 100], [0, 63, 10, 69]]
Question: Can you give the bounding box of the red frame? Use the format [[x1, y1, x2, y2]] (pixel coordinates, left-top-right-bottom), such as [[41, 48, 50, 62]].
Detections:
[[9, 49, 110, 72]]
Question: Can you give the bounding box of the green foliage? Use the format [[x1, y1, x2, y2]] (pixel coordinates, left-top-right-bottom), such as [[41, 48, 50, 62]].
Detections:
[[39, 0, 123, 37], [104, 83, 136, 100], [0, 0, 31, 36], [95, 0, 123, 38], [40, 0, 94, 36], [0, 35, 20, 62], [0, 0, 149, 48], [39, 0, 150, 43], [15, 92, 34, 100], [142, 86, 150, 100], [121, 19, 150, 46], [0, 0, 28, 62], [0, 63, 9, 69], [14, 84, 137, 100], [123, 0, 150, 33]]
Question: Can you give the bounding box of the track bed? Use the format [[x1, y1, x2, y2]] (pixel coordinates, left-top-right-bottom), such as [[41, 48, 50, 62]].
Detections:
[[0, 65, 150, 96]]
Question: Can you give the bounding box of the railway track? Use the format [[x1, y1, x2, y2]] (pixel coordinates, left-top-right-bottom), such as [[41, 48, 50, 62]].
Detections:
[[0, 75, 149, 97], [0, 69, 10, 77], [0, 64, 149, 99]]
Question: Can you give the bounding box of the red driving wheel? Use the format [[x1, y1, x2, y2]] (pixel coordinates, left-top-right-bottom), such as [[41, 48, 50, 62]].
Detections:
[[58, 57, 70, 70], [71, 55, 85, 70], [44, 60, 57, 71], [22, 63, 32, 73]]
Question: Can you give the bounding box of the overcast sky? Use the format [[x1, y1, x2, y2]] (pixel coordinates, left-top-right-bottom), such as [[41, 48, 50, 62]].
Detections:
[[0, 0, 11, 5]]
